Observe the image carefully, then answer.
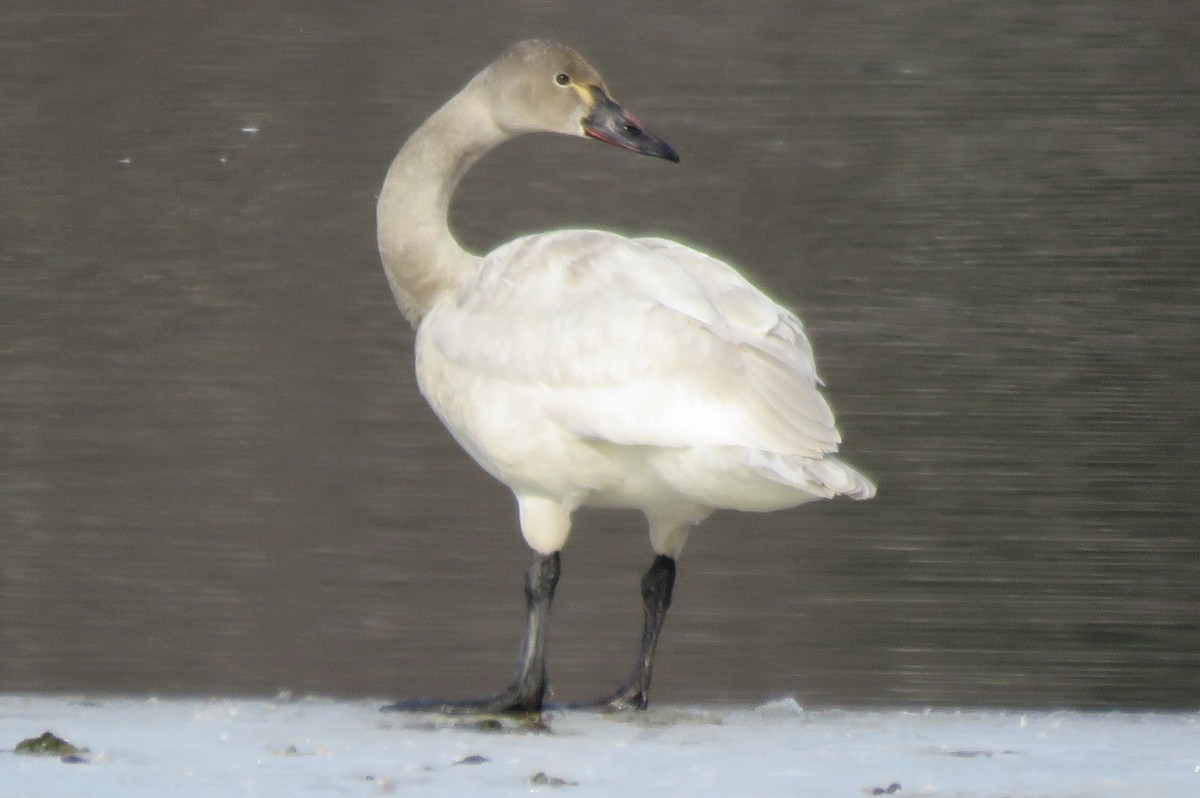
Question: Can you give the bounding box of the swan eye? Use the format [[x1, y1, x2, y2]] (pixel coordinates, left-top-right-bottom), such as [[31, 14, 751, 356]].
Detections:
[[555, 72, 570, 86]]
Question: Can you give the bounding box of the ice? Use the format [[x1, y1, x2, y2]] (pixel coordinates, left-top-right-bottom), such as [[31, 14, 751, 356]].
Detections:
[[2, 695, 1196, 797]]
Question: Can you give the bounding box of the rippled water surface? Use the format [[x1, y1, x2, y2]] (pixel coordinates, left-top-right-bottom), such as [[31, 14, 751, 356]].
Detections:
[[2, 1, 1198, 708]]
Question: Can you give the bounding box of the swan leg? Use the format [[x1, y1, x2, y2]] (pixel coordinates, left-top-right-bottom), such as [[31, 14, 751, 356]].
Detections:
[[383, 551, 560, 715], [595, 554, 676, 710]]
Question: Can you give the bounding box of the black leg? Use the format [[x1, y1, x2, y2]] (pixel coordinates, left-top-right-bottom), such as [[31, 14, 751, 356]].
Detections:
[[596, 554, 676, 710], [383, 551, 560, 715], [504, 550, 560, 708]]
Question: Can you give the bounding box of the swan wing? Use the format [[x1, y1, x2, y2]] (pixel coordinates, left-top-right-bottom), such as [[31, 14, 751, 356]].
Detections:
[[426, 230, 841, 457]]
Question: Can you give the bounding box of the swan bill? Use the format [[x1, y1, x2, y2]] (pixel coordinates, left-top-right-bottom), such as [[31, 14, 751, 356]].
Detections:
[[582, 87, 680, 163]]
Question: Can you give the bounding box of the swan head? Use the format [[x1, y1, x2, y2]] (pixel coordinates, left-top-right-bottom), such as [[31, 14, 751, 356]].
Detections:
[[477, 40, 680, 163]]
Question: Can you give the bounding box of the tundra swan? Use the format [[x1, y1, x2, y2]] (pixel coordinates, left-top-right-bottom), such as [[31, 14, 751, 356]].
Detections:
[[376, 40, 874, 713]]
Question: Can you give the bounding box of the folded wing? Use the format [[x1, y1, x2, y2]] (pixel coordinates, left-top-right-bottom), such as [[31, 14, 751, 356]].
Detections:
[[427, 230, 843, 458]]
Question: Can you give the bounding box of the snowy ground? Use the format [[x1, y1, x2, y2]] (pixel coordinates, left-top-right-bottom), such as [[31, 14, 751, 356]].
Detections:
[[1, 695, 1196, 797]]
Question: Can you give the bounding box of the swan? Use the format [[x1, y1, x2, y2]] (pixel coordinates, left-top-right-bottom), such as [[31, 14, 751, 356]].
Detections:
[[377, 40, 875, 714]]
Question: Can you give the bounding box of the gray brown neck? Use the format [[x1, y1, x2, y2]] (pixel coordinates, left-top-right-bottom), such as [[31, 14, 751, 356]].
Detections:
[[376, 82, 507, 327]]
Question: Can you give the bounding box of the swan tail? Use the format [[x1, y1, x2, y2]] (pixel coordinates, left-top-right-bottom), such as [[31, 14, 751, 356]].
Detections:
[[749, 451, 877, 501]]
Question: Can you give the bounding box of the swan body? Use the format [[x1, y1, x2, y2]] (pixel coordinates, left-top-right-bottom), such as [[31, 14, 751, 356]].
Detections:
[[377, 40, 874, 712], [415, 228, 872, 552]]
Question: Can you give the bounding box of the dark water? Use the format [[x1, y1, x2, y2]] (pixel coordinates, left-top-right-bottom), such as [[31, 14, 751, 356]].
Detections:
[[3, 2, 1198, 709]]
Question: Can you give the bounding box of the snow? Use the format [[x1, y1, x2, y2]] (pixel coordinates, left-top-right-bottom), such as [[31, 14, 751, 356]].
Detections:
[[2, 695, 1197, 797]]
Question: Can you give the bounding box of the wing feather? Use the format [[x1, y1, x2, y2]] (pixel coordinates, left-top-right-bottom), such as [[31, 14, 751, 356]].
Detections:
[[426, 230, 842, 457]]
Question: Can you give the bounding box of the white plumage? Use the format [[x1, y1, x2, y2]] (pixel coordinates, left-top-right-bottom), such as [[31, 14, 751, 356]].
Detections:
[[377, 40, 874, 713], [416, 229, 873, 555]]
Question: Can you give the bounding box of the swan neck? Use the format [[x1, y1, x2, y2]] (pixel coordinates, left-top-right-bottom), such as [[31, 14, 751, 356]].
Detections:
[[377, 84, 505, 326]]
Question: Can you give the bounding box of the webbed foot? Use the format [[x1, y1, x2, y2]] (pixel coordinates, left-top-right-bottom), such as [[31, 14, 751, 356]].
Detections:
[[382, 685, 544, 716]]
